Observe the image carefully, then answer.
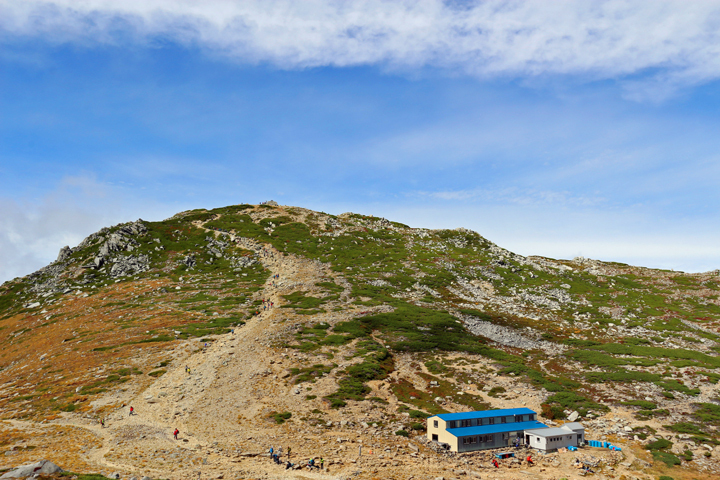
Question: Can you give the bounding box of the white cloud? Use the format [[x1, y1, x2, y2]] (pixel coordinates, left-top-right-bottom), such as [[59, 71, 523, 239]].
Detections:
[[3, 1, 720, 96], [0, 175, 178, 285], [413, 187, 606, 207]]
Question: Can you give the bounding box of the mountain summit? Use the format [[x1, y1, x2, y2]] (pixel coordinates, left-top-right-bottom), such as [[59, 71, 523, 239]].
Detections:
[[1, 203, 719, 479]]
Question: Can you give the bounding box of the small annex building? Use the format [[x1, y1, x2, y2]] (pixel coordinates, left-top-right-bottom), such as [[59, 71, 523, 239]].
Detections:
[[426, 408, 548, 452], [524, 422, 585, 451]]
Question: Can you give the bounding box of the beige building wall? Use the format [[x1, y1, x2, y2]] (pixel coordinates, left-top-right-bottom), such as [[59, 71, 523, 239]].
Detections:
[[426, 416, 459, 452]]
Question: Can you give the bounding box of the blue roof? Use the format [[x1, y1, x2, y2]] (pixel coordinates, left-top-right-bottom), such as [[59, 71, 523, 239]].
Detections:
[[431, 408, 536, 422], [445, 420, 548, 438]]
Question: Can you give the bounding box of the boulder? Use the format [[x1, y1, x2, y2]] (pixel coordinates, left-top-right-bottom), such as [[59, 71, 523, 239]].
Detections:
[[0, 460, 63, 478], [567, 411, 580, 422]]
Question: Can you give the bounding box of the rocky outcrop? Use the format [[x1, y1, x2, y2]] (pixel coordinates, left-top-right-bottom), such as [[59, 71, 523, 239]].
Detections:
[[56, 246, 72, 263], [109, 254, 150, 277], [0, 459, 63, 478], [181, 254, 197, 269]]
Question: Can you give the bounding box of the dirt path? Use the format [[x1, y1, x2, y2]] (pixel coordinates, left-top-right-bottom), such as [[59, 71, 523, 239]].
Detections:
[[39, 238, 343, 479]]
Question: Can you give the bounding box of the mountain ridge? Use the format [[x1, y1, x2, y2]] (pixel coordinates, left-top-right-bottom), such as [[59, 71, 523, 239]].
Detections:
[[1, 202, 719, 479]]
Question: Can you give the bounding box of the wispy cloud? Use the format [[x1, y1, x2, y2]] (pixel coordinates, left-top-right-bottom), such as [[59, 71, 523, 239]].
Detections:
[[413, 187, 606, 207], [0, 174, 178, 284], [3, 1, 720, 97]]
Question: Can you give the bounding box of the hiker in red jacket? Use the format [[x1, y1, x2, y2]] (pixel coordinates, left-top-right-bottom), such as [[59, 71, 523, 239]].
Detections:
[[173, 428, 179, 440], [526, 454, 534, 465], [129, 406, 134, 416], [492, 458, 499, 468]]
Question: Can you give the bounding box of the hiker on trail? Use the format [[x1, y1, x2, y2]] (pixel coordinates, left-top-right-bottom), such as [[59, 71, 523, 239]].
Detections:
[[526, 454, 533, 465], [307, 458, 316, 469], [320, 457, 324, 470], [277, 446, 282, 457], [492, 458, 499, 468], [173, 428, 179, 440], [287, 446, 291, 458], [285, 461, 294, 470], [100, 418, 105, 428], [272, 453, 280, 464], [129, 406, 134, 416], [269, 446, 274, 457]]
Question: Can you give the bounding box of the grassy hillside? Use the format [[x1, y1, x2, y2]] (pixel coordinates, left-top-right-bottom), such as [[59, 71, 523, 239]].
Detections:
[[1, 203, 719, 477]]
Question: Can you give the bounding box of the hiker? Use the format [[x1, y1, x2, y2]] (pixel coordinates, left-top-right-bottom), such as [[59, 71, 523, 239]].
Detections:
[[492, 458, 499, 468], [129, 406, 134, 416], [100, 418, 105, 428], [277, 446, 282, 457], [307, 458, 316, 469], [269, 446, 274, 458], [526, 454, 533, 465], [285, 461, 294, 470], [287, 446, 291, 458], [320, 457, 324, 470], [273, 453, 280, 464], [173, 428, 179, 440]]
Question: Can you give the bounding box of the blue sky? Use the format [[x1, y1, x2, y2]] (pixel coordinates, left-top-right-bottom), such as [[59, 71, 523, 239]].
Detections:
[[2, 1, 720, 283]]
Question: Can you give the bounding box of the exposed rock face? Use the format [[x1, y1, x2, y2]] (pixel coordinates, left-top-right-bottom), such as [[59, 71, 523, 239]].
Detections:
[[98, 220, 148, 259], [56, 246, 72, 263], [110, 254, 150, 277], [0, 459, 63, 478], [458, 312, 565, 354]]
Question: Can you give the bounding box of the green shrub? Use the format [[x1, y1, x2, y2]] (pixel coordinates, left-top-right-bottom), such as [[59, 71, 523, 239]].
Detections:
[[621, 400, 657, 410], [652, 451, 681, 467], [424, 359, 447, 374], [395, 429, 409, 437], [409, 409, 430, 419], [488, 386, 506, 398], [411, 422, 425, 430], [665, 422, 704, 435], [658, 476, 674, 480], [646, 438, 673, 451], [541, 403, 565, 420], [147, 369, 166, 377], [545, 391, 606, 415], [269, 411, 292, 424], [325, 343, 394, 406], [695, 403, 720, 425]]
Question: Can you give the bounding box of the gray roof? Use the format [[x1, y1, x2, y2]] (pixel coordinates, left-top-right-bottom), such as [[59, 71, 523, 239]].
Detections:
[[525, 426, 579, 437], [562, 422, 584, 431]]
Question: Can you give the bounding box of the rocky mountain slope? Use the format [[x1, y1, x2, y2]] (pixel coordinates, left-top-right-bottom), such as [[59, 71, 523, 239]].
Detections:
[[1, 202, 719, 480]]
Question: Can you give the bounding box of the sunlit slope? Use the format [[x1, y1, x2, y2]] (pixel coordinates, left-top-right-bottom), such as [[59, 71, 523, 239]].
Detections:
[[0, 202, 719, 448]]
